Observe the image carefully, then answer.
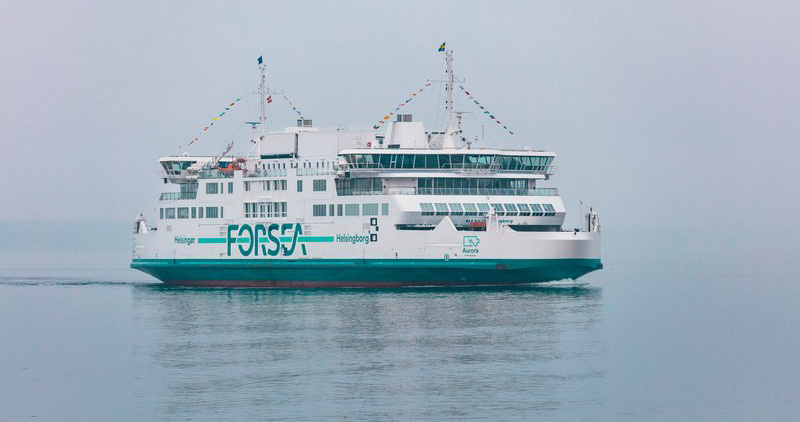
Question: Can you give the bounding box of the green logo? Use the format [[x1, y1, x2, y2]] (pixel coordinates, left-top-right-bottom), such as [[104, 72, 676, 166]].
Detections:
[[463, 236, 480, 247], [226, 223, 307, 257], [462, 235, 480, 256]]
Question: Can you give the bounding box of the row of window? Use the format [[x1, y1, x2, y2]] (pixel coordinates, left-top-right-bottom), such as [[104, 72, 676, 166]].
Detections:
[[312, 203, 389, 217], [206, 182, 234, 195], [243, 202, 288, 219], [160, 206, 223, 219], [296, 179, 327, 192], [419, 203, 557, 217], [418, 178, 532, 190], [343, 153, 554, 171], [243, 180, 288, 192]]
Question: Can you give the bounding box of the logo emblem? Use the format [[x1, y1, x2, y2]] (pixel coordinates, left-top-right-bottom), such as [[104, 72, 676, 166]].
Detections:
[[463, 236, 480, 247]]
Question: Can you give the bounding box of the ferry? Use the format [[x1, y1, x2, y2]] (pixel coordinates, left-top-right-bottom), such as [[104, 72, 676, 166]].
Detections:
[[131, 49, 602, 287]]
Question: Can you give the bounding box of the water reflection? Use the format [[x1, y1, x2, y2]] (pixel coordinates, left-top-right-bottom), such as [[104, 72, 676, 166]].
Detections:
[[131, 284, 604, 421]]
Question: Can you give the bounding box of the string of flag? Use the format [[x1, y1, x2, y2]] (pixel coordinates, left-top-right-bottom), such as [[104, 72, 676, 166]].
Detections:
[[283, 94, 305, 120], [372, 82, 433, 130], [458, 85, 514, 136], [188, 97, 242, 145]]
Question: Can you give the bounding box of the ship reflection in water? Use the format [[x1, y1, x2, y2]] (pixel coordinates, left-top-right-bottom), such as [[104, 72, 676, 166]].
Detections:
[[130, 283, 604, 420]]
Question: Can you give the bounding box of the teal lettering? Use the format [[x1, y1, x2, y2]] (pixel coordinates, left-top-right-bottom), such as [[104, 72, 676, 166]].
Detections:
[[237, 224, 254, 256], [226, 225, 239, 256], [255, 224, 267, 256], [267, 223, 280, 256]]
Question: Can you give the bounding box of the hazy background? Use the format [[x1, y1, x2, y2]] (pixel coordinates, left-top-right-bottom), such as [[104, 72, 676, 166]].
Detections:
[[1, 0, 798, 271]]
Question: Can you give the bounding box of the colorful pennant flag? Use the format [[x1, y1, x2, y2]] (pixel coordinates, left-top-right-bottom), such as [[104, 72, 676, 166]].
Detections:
[[257, 56, 263, 66], [438, 42, 446, 52], [188, 97, 242, 145], [372, 81, 432, 130], [457, 85, 514, 136], [283, 94, 306, 119]]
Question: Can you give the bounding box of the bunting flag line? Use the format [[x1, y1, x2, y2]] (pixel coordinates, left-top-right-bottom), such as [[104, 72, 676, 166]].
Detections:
[[188, 97, 242, 145], [457, 85, 514, 136], [372, 82, 432, 130], [283, 94, 306, 119]]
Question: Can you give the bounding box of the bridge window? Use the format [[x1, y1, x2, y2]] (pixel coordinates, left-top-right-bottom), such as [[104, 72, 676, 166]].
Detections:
[[491, 204, 505, 216], [477, 203, 490, 215], [448, 203, 464, 216], [420, 203, 434, 216], [543, 204, 556, 216], [434, 203, 448, 216], [517, 204, 531, 216], [530, 204, 544, 217]]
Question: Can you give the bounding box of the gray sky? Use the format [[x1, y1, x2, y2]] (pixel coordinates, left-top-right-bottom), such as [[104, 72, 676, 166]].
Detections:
[[1, 0, 798, 268]]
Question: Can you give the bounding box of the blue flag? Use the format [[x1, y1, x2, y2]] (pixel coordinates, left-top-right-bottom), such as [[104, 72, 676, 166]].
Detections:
[[257, 56, 263, 66]]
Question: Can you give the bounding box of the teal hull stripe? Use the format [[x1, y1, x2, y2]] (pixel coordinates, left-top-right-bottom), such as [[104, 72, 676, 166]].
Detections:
[[198, 236, 334, 244], [131, 258, 603, 285]]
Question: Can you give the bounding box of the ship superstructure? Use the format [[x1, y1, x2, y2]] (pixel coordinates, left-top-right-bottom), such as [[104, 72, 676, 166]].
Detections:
[[131, 50, 602, 287]]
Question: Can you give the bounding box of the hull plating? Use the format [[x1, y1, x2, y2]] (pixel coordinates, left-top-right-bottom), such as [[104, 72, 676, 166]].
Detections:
[[131, 258, 603, 288]]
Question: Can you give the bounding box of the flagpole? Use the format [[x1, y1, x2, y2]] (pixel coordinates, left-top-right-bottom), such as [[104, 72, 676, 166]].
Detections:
[[443, 48, 456, 149], [258, 56, 266, 157]]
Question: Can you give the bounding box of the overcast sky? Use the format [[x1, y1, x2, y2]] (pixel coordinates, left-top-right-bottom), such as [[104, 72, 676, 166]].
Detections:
[[1, 0, 798, 268]]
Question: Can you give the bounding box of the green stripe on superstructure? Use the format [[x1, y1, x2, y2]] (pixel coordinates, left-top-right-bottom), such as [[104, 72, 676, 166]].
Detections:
[[198, 238, 226, 244], [298, 236, 334, 243]]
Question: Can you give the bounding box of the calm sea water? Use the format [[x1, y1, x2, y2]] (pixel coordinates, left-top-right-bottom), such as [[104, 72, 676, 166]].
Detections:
[[1, 264, 798, 421]]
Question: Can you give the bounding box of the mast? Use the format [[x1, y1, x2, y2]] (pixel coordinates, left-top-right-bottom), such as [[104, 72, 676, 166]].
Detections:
[[443, 49, 457, 149], [258, 57, 266, 156]]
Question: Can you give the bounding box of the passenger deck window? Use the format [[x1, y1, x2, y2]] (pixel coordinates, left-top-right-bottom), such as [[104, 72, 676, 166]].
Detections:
[[345, 204, 359, 216], [463, 203, 478, 216], [503, 204, 518, 216], [448, 203, 464, 216], [363, 203, 379, 216], [491, 203, 505, 216]]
